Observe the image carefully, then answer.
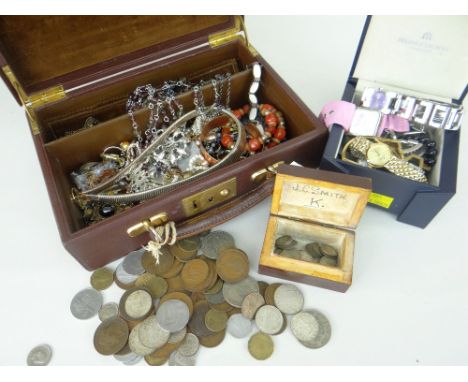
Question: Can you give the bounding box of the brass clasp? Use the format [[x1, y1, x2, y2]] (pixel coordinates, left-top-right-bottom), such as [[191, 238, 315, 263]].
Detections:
[[127, 212, 169, 238], [250, 161, 285, 183]]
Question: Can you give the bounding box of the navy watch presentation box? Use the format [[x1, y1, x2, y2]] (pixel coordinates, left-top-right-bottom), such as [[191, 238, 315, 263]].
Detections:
[[320, 16, 467, 228]]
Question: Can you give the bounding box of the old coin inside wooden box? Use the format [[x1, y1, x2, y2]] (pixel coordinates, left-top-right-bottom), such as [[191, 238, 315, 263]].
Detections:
[[259, 165, 371, 292]]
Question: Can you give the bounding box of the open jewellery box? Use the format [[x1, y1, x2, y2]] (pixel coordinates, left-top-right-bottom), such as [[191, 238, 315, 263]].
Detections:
[[0, 16, 328, 270], [259, 164, 372, 292], [321, 16, 468, 228]]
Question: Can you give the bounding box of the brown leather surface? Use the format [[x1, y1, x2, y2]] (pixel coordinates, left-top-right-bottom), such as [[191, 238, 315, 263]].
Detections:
[[0, 16, 234, 94]]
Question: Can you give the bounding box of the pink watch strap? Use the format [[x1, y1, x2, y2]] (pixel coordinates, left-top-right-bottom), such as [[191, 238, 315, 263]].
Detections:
[[378, 114, 410, 136], [319, 101, 356, 132]]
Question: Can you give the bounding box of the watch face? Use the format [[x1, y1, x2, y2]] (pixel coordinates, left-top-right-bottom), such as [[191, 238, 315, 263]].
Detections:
[[367, 143, 393, 168]]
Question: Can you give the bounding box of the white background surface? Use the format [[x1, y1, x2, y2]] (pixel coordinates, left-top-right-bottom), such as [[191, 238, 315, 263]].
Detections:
[[0, 16, 467, 366]]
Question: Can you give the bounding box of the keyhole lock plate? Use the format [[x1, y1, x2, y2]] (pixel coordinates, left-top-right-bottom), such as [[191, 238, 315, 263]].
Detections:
[[181, 177, 237, 218]]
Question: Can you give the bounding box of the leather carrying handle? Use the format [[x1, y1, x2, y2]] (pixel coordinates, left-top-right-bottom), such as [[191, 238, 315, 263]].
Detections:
[[175, 177, 275, 239]]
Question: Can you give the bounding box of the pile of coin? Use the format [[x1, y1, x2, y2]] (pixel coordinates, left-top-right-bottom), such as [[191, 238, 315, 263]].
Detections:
[[70, 230, 332, 365], [274, 235, 339, 267]]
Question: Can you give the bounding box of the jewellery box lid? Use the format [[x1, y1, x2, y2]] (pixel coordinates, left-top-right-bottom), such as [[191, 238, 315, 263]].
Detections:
[[350, 16, 468, 104], [0, 16, 240, 104], [271, 165, 372, 230]]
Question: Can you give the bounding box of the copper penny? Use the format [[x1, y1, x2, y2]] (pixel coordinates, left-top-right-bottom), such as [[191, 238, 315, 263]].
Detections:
[[135, 273, 168, 299], [181, 259, 210, 292], [216, 248, 249, 283], [209, 301, 234, 313], [144, 354, 168, 366], [141, 247, 174, 276], [160, 292, 194, 318], [93, 317, 129, 355], [264, 283, 282, 306], [166, 275, 185, 292], [170, 237, 201, 261], [188, 300, 214, 337], [160, 258, 184, 279], [204, 308, 228, 332], [146, 340, 184, 360], [204, 277, 223, 295], [190, 292, 207, 305], [198, 329, 226, 348]]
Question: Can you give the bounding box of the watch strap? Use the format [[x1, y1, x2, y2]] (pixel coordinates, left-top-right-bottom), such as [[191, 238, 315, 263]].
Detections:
[[384, 157, 428, 183], [319, 101, 356, 131]]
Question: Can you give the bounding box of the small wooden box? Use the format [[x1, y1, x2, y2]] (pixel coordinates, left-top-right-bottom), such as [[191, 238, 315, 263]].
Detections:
[[258, 164, 372, 292]]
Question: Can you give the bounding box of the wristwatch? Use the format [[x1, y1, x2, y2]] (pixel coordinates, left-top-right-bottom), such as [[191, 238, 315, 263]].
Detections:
[[348, 136, 428, 183]]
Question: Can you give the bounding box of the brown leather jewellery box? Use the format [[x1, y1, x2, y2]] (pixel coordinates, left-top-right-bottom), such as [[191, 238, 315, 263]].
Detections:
[[259, 165, 371, 292], [0, 16, 328, 270]]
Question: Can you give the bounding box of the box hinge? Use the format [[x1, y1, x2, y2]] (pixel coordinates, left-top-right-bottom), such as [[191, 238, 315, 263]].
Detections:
[[209, 16, 244, 48], [2, 65, 66, 135]]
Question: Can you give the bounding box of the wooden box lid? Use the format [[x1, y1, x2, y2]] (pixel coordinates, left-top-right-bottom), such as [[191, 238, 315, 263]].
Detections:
[[0, 16, 239, 104], [271, 164, 372, 230]]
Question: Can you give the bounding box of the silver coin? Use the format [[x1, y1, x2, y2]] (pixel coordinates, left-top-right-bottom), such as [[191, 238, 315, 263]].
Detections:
[[98, 302, 119, 322], [138, 316, 170, 349], [155, 299, 190, 332], [115, 262, 139, 285], [255, 305, 284, 335], [122, 248, 146, 275], [168, 327, 187, 344], [124, 289, 153, 320], [205, 288, 225, 305], [201, 231, 235, 260], [114, 349, 139, 364], [70, 288, 103, 320], [128, 323, 157, 356], [168, 350, 197, 366], [122, 354, 143, 366], [222, 277, 259, 308], [26, 344, 52, 366], [273, 284, 304, 315], [299, 310, 332, 349], [290, 311, 320, 342], [177, 333, 199, 357], [227, 313, 253, 338]]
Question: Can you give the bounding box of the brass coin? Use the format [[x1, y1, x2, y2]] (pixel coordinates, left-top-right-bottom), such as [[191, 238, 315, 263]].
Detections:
[[204, 277, 224, 295], [114, 272, 136, 290], [170, 236, 201, 261], [188, 300, 214, 337], [160, 292, 194, 318], [199, 329, 226, 348], [90, 268, 114, 291], [241, 292, 265, 320], [135, 273, 168, 299], [119, 288, 153, 321], [144, 354, 168, 366], [160, 258, 184, 279], [93, 317, 129, 355], [190, 291, 207, 304], [248, 332, 274, 360], [209, 301, 233, 313], [320, 244, 338, 257], [204, 308, 228, 332], [181, 259, 210, 292], [166, 275, 185, 292], [264, 283, 282, 306], [141, 247, 174, 276], [258, 281, 269, 298], [305, 242, 323, 259], [216, 248, 249, 283], [275, 235, 297, 250], [146, 339, 184, 360], [204, 258, 219, 291]]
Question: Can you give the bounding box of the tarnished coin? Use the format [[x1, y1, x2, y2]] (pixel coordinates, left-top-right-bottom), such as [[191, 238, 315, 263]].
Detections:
[[160, 258, 184, 279], [299, 310, 332, 349], [227, 313, 253, 338], [166, 275, 185, 292], [168, 350, 197, 366], [135, 273, 168, 298], [222, 276, 259, 308], [320, 244, 338, 257], [115, 262, 138, 287], [122, 248, 146, 275], [128, 323, 157, 356], [94, 317, 129, 355], [216, 248, 249, 283], [177, 333, 199, 357], [279, 249, 303, 259], [120, 288, 153, 321], [206, 288, 225, 305], [188, 300, 213, 337], [248, 332, 274, 360], [70, 288, 103, 320], [90, 267, 114, 290], [180, 258, 210, 292], [275, 235, 297, 250], [204, 308, 228, 332], [144, 353, 168, 366], [255, 305, 284, 335], [290, 311, 320, 342], [168, 327, 187, 344], [300, 251, 320, 263], [273, 284, 304, 314], [27, 344, 52, 366], [320, 255, 338, 267], [199, 329, 226, 348], [258, 281, 269, 298], [201, 231, 235, 260], [98, 302, 119, 322], [122, 354, 143, 365], [171, 237, 201, 261], [305, 242, 323, 259], [138, 316, 170, 349], [264, 283, 282, 306], [156, 299, 190, 333], [241, 292, 265, 319], [204, 277, 223, 295], [142, 247, 174, 276]]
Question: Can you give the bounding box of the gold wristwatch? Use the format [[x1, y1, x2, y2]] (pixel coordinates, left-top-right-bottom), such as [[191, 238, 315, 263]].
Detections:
[[348, 137, 428, 183]]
